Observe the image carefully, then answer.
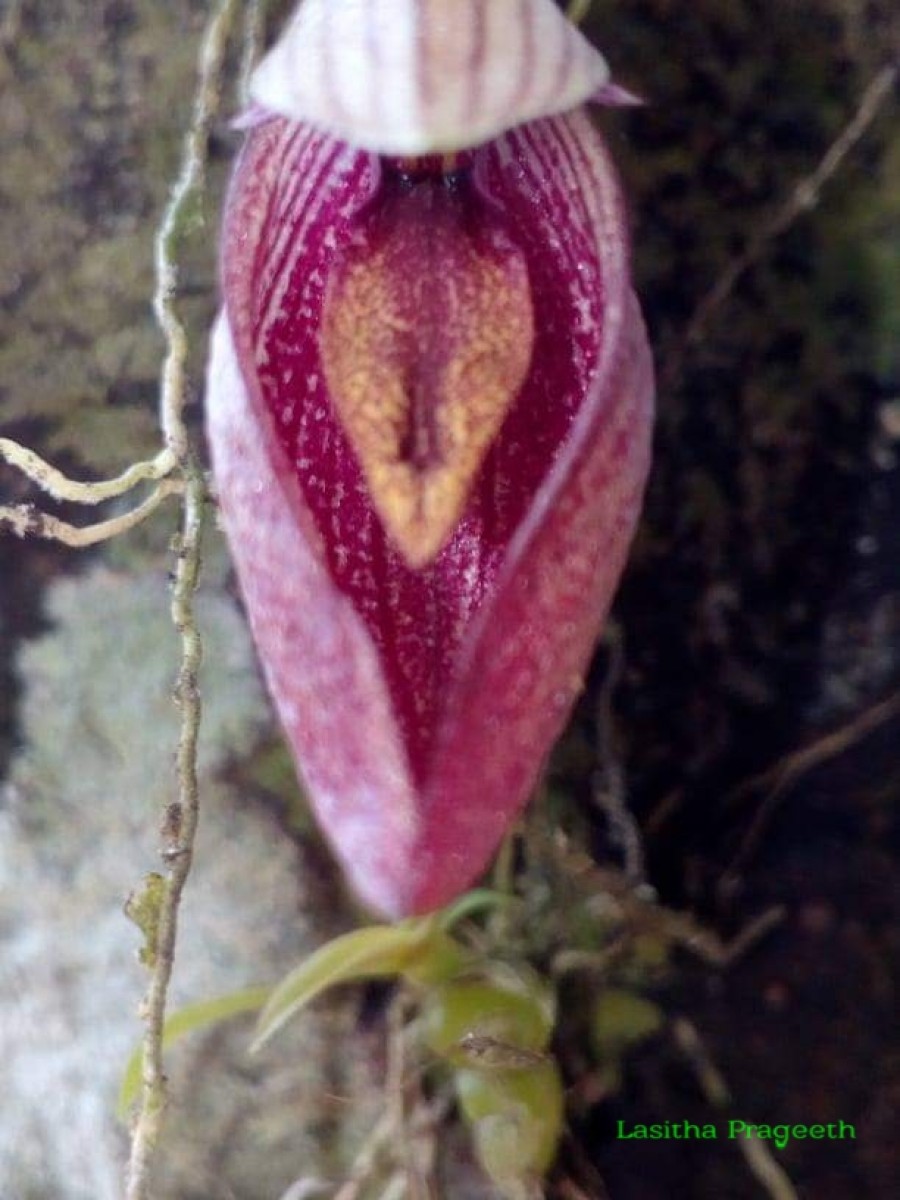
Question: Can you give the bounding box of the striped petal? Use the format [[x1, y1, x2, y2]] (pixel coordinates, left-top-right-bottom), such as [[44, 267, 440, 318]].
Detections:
[[206, 109, 653, 916], [250, 0, 610, 155]]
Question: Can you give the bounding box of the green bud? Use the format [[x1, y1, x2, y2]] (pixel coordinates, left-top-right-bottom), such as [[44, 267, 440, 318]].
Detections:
[[591, 987, 665, 1091], [456, 1060, 565, 1190], [592, 987, 664, 1056], [421, 965, 554, 1066]]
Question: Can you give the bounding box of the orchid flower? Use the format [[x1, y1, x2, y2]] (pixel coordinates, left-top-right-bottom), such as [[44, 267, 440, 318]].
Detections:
[[206, 0, 654, 917]]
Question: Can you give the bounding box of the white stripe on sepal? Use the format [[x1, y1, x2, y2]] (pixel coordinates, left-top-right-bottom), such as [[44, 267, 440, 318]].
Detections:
[[250, 0, 610, 155]]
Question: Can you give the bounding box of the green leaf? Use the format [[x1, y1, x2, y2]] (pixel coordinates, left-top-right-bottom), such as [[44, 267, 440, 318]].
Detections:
[[118, 985, 270, 1119], [123, 873, 167, 969], [592, 988, 665, 1059], [421, 974, 555, 1066], [456, 1059, 565, 1186], [437, 889, 512, 931], [251, 918, 460, 1052]]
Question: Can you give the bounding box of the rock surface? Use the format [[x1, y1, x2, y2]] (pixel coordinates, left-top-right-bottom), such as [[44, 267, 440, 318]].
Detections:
[[0, 566, 381, 1199]]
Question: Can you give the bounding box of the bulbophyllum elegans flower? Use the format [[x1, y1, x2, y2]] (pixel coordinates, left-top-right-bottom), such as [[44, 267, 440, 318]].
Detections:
[[206, 0, 655, 917]]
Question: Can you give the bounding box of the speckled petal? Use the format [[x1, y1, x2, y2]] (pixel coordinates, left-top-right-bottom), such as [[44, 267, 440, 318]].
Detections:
[[250, 0, 610, 154], [207, 110, 653, 915], [400, 113, 654, 910], [207, 313, 420, 917]]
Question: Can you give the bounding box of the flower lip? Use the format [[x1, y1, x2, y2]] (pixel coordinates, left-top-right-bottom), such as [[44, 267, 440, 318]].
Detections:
[[208, 107, 654, 916], [317, 158, 537, 568], [249, 0, 611, 156]]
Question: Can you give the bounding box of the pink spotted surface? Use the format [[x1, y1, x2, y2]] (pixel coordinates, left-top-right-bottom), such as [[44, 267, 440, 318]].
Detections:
[[207, 109, 654, 916]]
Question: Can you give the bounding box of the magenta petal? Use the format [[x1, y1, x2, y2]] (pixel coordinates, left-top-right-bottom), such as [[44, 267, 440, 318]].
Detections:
[[206, 110, 654, 916]]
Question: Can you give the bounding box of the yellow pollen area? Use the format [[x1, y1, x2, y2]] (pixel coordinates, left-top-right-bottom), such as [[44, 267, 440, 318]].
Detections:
[[319, 233, 534, 568]]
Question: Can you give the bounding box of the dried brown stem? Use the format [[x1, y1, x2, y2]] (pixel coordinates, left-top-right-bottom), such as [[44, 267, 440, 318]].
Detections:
[[124, 1, 240, 1196], [332, 1017, 448, 1200], [719, 687, 900, 893], [549, 836, 784, 973], [2, 12, 235, 1194], [592, 625, 646, 886], [664, 62, 898, 389], [0, 479, 182, 546], [155, 0, 240, 463], [0, 438, 177, 504], [0, 438, 182, 545], [673, 1018, 800, 1200], [125, 466, 206, 1199]]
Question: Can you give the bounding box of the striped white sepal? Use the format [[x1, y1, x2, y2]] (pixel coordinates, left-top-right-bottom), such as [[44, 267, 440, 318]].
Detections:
[[250, 0, 610, 155]]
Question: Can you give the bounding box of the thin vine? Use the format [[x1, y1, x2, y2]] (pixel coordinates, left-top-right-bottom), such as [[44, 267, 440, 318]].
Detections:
[[125, 4, 243, 1196], [662, 61, 899, 389]]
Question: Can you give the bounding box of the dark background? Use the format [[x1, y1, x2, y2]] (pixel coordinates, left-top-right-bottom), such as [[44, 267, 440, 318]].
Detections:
[[566, 2, 900, 1196]]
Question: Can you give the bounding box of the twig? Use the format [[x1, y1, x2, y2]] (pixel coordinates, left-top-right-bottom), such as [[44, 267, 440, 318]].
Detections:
[[592, 626, 646, 886], [332, 1066, 449, 1200], [0, 479, 182, 546], [154, 0, 240, 463], [719, 687, 900, 894], [556, 1131, 614, 1200], [124, 1, 239, 1196], [332, 1110, 397, 1200], [239, 0, 267, 104], [673, 1018, 799, 1200], [125, 468, 206, 1199], [705, 905, 786, 968], [330, 1007, 417, 1200], [0, 437, 176, 504], [385, 994, 415, 1189], [549, 834, 783, 970], [0, 438, 181, 546], [3, 11, 235, 1194], [663, 62, 898, 389]]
